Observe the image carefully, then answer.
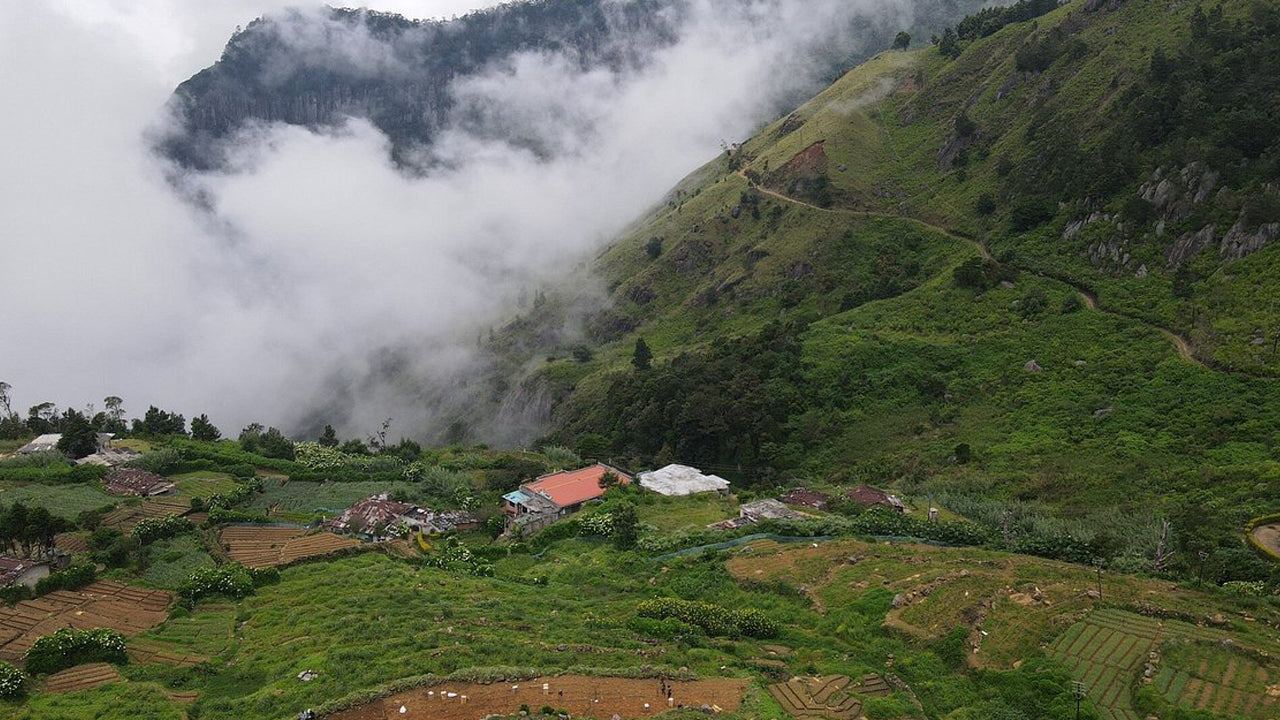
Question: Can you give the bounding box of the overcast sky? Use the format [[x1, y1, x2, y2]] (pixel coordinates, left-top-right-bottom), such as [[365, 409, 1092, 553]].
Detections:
[[0, 0, 913, 442]]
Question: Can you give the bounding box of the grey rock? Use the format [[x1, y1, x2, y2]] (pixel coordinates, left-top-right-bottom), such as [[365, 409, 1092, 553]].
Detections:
[[1025, 360, 1043, 373]]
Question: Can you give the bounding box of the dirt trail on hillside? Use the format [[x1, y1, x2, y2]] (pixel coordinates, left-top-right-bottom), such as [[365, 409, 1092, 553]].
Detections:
[[734, 167, 1221, 370]]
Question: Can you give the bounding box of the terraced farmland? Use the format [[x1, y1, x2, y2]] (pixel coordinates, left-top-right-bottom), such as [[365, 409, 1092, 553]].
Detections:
[[100, 497, 191, 532], [1153, 641, 1280, 718], [42, 663, 123, 693], [220, 525, 360, 568], [766, 674, 891, 720], [1047, 609, 1236, 720], [0, 580, 171, 663]]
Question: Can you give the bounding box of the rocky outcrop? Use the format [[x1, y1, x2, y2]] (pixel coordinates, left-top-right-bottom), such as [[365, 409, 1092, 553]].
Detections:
[[1220, 216, 1280, 262], [1166, 225, 1216, 267], [1139, 162, 1219, 223]]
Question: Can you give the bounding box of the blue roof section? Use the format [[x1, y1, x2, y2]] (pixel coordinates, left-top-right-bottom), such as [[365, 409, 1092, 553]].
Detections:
[[504, 490, 532, 504]]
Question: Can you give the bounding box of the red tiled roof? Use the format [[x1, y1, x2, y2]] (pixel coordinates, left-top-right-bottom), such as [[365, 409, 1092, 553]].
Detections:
[[524, 464, 631, 508]]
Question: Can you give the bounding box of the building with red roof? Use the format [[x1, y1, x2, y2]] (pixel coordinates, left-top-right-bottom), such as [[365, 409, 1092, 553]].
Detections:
[[503, 463, 632, 522]]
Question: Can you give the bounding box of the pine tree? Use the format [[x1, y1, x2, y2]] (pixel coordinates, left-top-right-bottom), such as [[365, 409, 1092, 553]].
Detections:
[[632, 338, 653, 371]]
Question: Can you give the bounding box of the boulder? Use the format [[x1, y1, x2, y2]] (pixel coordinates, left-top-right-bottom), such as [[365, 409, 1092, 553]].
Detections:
[[1025, 360, 1043, 373]]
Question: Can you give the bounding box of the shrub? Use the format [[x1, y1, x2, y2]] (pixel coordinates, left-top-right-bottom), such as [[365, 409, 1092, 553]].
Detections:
[[0, 662, 24, 697], [34, 563, 95, 595], [636, 597, 778, 638], [125, 448, 183, 475], [25, 628, 127, 675], [0, 585, 32, 606], [132, 515, 193, 545], [179, 564, 255, 601]]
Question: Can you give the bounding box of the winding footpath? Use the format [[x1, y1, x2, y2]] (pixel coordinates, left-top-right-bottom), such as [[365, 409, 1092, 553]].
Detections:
[[735, 168, 1216, 370]]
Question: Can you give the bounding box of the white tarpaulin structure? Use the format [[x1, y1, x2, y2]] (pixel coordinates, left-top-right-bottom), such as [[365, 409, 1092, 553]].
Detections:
[[638, 464, 730, 496]]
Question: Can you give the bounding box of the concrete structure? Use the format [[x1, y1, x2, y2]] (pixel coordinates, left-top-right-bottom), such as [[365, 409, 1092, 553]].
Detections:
[[739, 499, 805, 523], [638, 464, 730, 497], [0, 556, 51, 590]]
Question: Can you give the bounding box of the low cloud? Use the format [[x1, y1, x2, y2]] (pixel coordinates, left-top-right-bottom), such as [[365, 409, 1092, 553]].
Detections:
[[1, 0, 917, 444]]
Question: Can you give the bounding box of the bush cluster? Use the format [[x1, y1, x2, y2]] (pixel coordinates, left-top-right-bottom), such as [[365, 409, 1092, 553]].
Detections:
[[25, 627, 127, 675], [132, 515, 193, 545], [179, 564, 255, 601], [0, 662, 24, 697], [34, 563, 96, 595], [636, 597, 777, 638]]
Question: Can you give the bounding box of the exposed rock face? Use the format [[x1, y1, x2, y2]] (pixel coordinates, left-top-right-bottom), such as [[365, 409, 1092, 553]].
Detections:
[[1139, 162, 1219, 222], [1220, 217, 1280, 261], [1166, 225, 1217, 267]]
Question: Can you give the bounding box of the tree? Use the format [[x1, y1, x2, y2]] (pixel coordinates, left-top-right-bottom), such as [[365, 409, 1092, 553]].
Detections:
[[632, 338, 653, 371], [26, 402, 57, 435], [56, 409, 99, 459], [318, 424, 339, 447], [103, 396, 124, 424], [134, 406, 186, 436], [938, 27, 960, 58], [600, 471, 622, 490], [611, 502, 638, 550], [190, 414, 222, 441], [1172, 264, 1195, 299], [645, 237, 663, 259], [893, 31, 911, 50]]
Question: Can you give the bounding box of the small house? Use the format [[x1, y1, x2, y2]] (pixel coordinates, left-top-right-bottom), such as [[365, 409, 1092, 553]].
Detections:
[[104, 468, 177, 497], [503, 463, 631, 520], [846, 485, 906, 513], [638, 464, 730, 497], [0, 556, 51, 590]]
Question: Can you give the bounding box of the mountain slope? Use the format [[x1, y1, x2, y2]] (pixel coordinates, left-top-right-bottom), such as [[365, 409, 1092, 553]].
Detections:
[[496, 0, 1280, 584], [158, 0, 993, 170]]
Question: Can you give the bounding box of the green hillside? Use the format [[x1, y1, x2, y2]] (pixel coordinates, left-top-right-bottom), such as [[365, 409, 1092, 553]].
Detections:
[[502, 0, 1280, 584]]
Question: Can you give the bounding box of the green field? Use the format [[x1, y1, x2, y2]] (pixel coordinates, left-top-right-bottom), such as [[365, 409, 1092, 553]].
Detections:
[[169, 471, 240, 499], [248, 479, 419, 521], [635, 493, 738, 532], [1047, 609, 1249, 720], [0, 481, 115, 519], [138, 534, 217, 590]]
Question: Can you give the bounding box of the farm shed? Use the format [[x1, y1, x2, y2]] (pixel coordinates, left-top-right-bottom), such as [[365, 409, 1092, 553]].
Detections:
[[845, 485, 906, 512], [0, 556, 51, 590], [104, 468, 177, 497], [638, 464, 730, 496]]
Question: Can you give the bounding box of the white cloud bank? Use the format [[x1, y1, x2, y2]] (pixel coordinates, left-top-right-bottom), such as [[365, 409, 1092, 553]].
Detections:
[[0, 0, 915, 443]]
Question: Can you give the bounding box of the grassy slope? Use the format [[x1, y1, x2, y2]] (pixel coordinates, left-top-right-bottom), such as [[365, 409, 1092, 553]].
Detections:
[[8, 528, 1272, 720], [522, 0, 1280, 532]]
